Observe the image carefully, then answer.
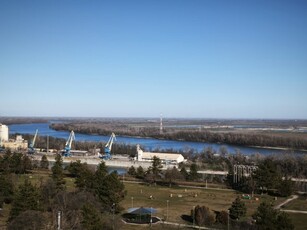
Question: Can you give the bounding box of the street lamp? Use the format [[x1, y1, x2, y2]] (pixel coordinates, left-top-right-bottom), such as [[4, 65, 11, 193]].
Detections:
[[166, 200, 169, 221], [131, 197, 134, 208], [150, 207, 152, 227]]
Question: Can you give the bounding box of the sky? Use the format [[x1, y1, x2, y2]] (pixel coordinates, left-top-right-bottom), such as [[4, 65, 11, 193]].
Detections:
[[0, 0, 307, 119]]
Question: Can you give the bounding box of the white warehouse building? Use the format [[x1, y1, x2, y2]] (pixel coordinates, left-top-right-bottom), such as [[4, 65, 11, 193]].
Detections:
[[0, 124, 9, 143], [137, 145, 185, 164]]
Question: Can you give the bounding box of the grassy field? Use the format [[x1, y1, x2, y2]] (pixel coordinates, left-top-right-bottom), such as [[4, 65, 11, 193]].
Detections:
[[287, 213, 307, 230], [282, 196, 307, 211], [120, 182, 288, 226]]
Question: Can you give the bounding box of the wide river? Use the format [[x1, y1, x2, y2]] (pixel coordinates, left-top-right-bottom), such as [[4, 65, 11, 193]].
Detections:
[[8, 123, 303, 156]]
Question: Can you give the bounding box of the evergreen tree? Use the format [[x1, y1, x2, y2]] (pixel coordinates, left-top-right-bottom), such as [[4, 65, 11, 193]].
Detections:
[[9, 179, 41, 221], [151, 156, 163, 177], [189, 163, 200, 181], [180, 166, 189, 180], [82, 204, 103, 230], [95, 171, 126, 209], [94, 162, 125, 210], [253, 202, 277, 229], [277, 212, 294, 230], [252, 201, 294, 230], [67, 160, 84, 177], [253, 158, 282, 193], [75, 164, 95, 191], [0, 174, 14, 205], [40, 155, 49, 169], [136, 166, 145, 179], [127, 166, 136, 176], [95, 161, 108, 179], [51, 154, 65, 190], [229, 197, 247, 220], [278, 177, 294, 197]]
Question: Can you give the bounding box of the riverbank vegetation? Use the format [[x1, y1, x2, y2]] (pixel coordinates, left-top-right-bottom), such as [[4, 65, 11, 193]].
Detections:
[[50, 120, 307, 150]]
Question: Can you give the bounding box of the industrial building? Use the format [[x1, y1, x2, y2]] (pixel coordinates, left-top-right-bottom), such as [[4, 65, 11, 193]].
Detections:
[[0, 124, 9, 143], [2, 135, 28, 151], [0, 124, 28, 150], [137, 145, 185, 165]]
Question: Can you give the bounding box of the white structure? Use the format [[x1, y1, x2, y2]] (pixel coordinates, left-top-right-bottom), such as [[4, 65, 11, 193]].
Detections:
[[0, 124, 9, 143], [137, 144, 185, 165]]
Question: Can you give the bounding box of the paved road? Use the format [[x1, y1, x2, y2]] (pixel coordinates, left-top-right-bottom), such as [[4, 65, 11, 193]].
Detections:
[[281, 209, 307, 214], [273, 194, 307, 214]]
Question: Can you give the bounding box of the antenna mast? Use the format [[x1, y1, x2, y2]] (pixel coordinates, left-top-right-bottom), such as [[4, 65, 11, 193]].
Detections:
[[160, 113, 163, 134]]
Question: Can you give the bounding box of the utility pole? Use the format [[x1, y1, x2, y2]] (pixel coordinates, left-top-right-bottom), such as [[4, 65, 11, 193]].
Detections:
[[47, 135, 49, 153]]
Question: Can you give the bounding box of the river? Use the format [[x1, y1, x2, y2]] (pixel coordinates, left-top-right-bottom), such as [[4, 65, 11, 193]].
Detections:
[[8, 123, 301, 156]]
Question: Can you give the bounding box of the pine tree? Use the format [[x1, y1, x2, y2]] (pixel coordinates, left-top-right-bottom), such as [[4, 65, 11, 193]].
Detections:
[[95, 171, 125, 209], [253, 202, 294, 230], [189, 163, 200, 181], [0, 174, 14, 205], [40, 155, 49, 169], [127, 166, 136, 176], [253, 158, 282, 192], [229, 197, 246, 220], [136, 166, 145, 179], [180, 166, 189, 180], [9, 179, 41, 221], [51, 154, 65, 190], [81, 204, 103, 230], [151, 156, 163, 177]]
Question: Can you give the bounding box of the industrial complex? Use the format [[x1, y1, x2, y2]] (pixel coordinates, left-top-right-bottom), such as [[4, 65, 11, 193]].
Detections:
[[0, 123, 186, 169], [0, 123, 28, 151]]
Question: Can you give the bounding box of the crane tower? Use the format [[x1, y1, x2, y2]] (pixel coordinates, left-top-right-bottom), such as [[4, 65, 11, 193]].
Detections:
[[100, 133, 116, 160], [28, 129, 38, 154], [62, 131, 75, 157]]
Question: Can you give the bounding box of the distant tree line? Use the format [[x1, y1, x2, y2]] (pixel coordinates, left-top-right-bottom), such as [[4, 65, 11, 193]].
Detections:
[[50, 123, 307, 150]]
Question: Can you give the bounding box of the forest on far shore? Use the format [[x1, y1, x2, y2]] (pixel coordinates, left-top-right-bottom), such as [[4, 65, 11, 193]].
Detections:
[[50, 122, 307, 150]]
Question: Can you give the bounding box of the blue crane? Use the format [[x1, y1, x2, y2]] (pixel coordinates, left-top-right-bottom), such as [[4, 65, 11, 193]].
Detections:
[[28, 129, 38, 154], [100, 133, 116, 160], [62, 131, 75, 157]]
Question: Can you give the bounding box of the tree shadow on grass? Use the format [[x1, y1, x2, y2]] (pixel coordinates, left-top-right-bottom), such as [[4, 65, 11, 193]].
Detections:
[[181, 214, 192, 223]]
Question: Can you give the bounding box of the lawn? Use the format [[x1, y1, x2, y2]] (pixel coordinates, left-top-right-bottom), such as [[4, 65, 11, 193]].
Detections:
[[120, 182, 287, 226], [288, 213, 307, 230], [282, 196, 307, 211]]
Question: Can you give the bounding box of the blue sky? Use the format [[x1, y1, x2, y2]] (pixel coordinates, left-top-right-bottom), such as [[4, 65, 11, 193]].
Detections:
[[0, 0, 306, 119]]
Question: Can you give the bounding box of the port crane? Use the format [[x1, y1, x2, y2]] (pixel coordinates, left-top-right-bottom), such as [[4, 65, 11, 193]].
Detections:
[[100, 133, 116, 160], [62, 131, 75, 157], [28, 129, 38, 154]]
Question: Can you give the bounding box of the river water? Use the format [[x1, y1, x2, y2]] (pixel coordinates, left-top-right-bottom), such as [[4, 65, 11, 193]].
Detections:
[[8, 123, 302, 156]]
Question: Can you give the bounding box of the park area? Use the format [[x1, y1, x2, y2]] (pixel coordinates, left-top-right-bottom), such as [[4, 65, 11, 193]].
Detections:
[[1, 169, 307, 229], [120, 181, 299, 228]]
